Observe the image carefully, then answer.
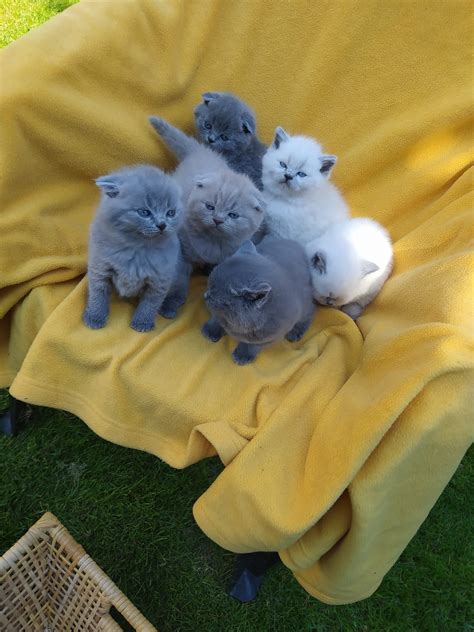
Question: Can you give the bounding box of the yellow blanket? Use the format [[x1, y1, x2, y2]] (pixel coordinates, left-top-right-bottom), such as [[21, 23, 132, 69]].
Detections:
[[1, 0, 472, 604]]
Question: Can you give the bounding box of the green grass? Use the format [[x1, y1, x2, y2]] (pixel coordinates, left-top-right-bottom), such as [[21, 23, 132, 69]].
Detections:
[[0, 0, 78, 47], [0, 409, 472, 631], [1, 3, 473, 630]]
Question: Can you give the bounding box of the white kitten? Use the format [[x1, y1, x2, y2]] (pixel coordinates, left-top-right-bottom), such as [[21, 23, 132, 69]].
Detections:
[[306, 218, 394, 319], [261, 127, 349, 245]]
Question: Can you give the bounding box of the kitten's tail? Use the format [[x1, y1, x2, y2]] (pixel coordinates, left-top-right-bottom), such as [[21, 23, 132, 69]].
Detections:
[[149, 116, 200, 160]]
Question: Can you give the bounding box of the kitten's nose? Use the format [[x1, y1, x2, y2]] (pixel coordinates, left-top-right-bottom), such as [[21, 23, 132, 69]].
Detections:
[[213, 218, 224, 226], [325, 298, 334, 306], [284, 173, 293, 181], [208, 135, 216, 144], [157, 222, 166, 232]]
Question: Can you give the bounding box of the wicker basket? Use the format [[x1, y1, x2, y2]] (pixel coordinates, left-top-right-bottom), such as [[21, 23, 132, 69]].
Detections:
[[0, 512, 157, 631]]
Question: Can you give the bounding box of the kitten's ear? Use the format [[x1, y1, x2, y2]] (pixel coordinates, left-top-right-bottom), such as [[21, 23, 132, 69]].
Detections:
[[311, 251, 327, 274], [361, 260, 380, 277], [319, 155, 337, 178], [242, 114, 256, 135], [236, 240, 257, 256], [243, 282, 272, 308], [202, 92, 220, 105], [193, 173, 215, 188], [95, 176, 120, 198], [251, 194, 266, 213], [273, 126, 289, 149]]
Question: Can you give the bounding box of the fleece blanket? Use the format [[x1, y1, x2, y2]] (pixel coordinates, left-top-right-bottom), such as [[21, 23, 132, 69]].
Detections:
[[0, 0, 472, 604]]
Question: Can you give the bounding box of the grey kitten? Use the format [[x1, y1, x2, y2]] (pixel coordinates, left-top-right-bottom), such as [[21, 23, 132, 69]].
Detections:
[[149, 116, 265, 318], [83, 165, 183, 332], [202, 238, 316, 365], [194, 92, 267, 189]]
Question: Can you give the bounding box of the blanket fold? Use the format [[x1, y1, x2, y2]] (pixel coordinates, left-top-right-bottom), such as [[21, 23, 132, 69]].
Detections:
[[1, 0, 472, 603]]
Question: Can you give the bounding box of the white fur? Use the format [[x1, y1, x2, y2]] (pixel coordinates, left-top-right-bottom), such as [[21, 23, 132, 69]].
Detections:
[[262, 131, 349, 245], [305, 218, 393, 308]]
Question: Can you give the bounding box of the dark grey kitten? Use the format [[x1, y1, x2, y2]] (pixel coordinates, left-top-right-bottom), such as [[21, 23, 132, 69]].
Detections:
[[194, 92, 267, 190], [149, 116, 265, 318], [83, 165, 183, 332], [202, 238, 316, 365]]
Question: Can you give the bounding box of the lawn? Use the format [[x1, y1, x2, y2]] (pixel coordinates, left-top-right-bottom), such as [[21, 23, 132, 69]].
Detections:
[[1, 3, 473, 631]]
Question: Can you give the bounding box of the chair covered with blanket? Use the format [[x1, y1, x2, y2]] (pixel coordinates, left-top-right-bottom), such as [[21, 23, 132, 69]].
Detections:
[[0, 0, 472, 604]]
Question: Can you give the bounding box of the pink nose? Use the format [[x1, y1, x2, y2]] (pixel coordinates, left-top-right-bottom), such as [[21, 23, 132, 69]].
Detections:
[[213, 218, 224, 226]]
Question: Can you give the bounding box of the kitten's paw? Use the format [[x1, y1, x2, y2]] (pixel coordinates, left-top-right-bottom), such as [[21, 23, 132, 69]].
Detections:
[[341, 304, 363, 320], [201, 321, 224, 342], [149, 116, 166, 134], [159, 295, 185, 319], [130, 317, 155, 333], [232, 347, 257, 365], [159, 306, 177, 319], [286, 319, 311, 342], [83, 309, 107, 330]]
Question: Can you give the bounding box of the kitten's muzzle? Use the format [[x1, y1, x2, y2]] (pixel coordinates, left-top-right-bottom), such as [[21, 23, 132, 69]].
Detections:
[[325, 297, 335, 306], [284, 173, 293, 182], [213, 218, 224, 226], [207, 134, 216, 144], [157, 222, 167, 232]]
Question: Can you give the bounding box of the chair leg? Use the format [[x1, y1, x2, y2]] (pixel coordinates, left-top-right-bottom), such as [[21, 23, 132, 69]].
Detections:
[[0, 395, 31, 436], [227, 552, 280, 602]]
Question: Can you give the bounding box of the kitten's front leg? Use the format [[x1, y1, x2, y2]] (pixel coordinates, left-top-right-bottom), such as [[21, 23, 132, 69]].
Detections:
[[340, 302, 363, 320], [131, 284, 168, 332], [83, 272, 112, 329], [159, 256, 192, 319], [232, 342, 264, 366], [201, 317, 226, 342], [285, 318, 312, 342]]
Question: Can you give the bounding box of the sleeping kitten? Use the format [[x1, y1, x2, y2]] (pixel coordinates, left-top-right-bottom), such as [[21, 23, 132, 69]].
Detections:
[[194, 91, 267, 189], [202, 239, 315, 365], [306, 218, 394, 319], [149, 116, 265, 318], [261, 127, 349, 245], [83, 165, 183, 332]]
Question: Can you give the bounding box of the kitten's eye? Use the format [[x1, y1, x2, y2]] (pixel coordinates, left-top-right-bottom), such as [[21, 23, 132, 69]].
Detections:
[[137, 209, 151, 218], [228, 212, 239, 219], [221, 134, 229, 141], [166, 209, 176, 218], [297, 171, 307, 178], [204, 122, 212, 130], [205, 203, 215, 211], [279, 161, 287, 169]]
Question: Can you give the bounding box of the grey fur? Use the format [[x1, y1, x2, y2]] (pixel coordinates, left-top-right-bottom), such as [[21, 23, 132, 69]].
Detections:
[[194, 92, 267, 189], [340, 256, 394, 319], [149, 116, 265, 317], [202, 238, 315, 365], [83, 165, 183, 332]]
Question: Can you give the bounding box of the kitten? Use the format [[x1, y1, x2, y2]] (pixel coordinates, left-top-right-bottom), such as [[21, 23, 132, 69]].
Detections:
[[194, 91, 267, 189], [261, 127, 349, 246], [149, 116, 265, 318], [306, 218, 394, 319], [202, 239, 315, 365], [83, 165, 183, 332]]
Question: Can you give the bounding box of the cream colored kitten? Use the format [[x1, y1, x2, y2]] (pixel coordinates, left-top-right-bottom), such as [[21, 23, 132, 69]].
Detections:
[[261, 127, 349, 245]]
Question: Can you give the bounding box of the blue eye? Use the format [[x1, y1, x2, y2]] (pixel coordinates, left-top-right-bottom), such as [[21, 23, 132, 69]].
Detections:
[[228, 212, 239, 219], [297, 171, 307, 178], [279, 161, 287, 169], [204, 122, 211, 130], [137, 209, 151, 218], [166, 209, 176, 218], [221, 134, 229, 141], [205, 203, 215, 210]]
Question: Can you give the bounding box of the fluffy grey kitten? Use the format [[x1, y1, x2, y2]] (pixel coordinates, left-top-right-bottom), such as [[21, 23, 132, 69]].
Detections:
[[149, 116, 265, 318], [202, 239, 315, 365], [83, 165, 183, 332], [194, 92, 267, 189]]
